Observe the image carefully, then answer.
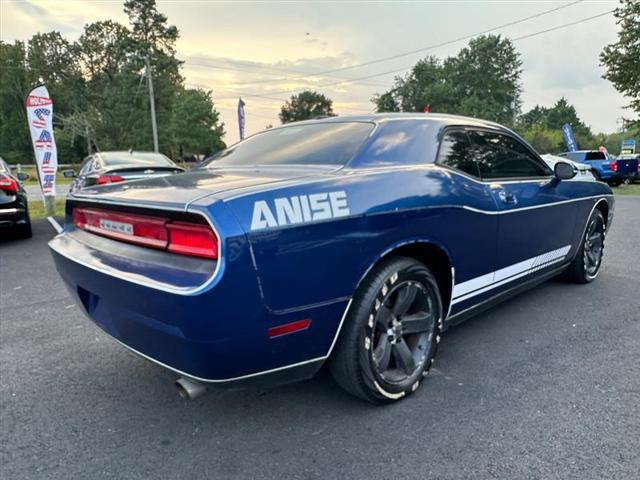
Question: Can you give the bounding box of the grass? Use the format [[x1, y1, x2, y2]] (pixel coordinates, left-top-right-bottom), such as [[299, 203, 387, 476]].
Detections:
[[21, 167, 73, 186], [613, 183, 640, 196], [28, 198, 66, 220]]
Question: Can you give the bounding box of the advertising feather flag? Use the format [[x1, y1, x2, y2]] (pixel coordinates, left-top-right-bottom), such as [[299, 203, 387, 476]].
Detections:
[[238, 97, 246, 141], [26, 85, 58, 197]]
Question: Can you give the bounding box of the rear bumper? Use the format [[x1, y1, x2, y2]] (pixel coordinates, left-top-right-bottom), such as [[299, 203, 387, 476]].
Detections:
[[49, 226, 346, 384], [0, 207, 28, 228]]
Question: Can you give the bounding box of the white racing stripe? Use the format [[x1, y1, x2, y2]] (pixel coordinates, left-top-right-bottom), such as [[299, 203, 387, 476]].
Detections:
[[452, 245, 571, 305]]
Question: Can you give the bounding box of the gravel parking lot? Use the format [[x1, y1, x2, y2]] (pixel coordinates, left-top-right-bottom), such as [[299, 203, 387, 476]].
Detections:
[[1, 197, 639, 480]]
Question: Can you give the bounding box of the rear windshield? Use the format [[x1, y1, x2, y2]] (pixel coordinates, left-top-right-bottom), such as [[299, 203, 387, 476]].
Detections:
[[101, 152, 175, 167], [584, 151, 606, 160], [203, 122, 374, 167]]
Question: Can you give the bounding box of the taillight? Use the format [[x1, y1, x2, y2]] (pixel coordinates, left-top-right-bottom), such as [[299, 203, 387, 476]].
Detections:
[[96, 174, 124, 185], [167, 222, 218, 259], [72, 208, 218, 259], [610, 161, 617, 172], [0, 175, 18, 193]]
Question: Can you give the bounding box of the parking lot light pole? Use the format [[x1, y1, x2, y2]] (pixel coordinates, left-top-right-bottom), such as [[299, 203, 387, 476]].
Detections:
[[145, 56, 159, 153]]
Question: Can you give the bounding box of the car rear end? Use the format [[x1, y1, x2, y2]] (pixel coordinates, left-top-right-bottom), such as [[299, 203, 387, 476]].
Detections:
[[616, 155, 639, 183], [49, 191, 276, 382], [0, 167, 30, 236]]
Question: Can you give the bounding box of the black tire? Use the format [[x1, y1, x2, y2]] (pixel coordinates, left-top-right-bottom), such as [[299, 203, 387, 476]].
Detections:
[[330, 257, 442, 404], [17, 220, 32, 239], [16, 208, 32, 239], [592, 170, 601, 182], [565, 209, 605, 283]]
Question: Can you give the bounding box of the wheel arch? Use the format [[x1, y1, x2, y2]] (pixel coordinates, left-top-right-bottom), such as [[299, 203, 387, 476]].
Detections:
[[594, 198, 609, 228], [356, 239, 454, 320]]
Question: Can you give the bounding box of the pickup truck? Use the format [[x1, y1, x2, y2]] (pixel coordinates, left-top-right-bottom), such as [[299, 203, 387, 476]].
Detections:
[[557, 150, 627, 186], [616, 154, 640, 183]]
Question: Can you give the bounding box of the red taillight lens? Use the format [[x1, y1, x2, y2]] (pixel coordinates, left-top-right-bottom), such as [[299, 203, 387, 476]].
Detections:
[[0, 175, 18, 193], [610, 161, 617, 172], [96, 174, 124, 185], [72, 208, 218, 259], [167, 222, 218, 259]]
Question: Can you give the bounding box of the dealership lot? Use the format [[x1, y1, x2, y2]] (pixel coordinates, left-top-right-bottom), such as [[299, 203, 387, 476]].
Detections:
[[1, 197, 639, 480]]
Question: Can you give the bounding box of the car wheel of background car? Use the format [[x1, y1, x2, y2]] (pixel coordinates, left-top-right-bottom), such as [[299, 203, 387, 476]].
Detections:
[[565, 209, 605, 284], [591, 170, 601, 182], [330, 257, 442, 404], [17, 218, 33, 239]]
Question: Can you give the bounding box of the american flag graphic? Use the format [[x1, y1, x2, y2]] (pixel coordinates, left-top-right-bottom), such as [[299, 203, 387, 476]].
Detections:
[[31, 108, 50, 128], [35, 130, 52, 149]]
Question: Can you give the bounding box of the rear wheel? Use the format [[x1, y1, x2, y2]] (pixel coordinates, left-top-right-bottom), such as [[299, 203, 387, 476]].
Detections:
[[565, 209, 605, 283], [330, 257, 442, 404], [16, 207, 32, 239]]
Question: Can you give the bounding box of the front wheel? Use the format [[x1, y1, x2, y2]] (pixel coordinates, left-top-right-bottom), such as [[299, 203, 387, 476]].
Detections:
[[565, 209, 606, 283], [330, 257, 442, 404]]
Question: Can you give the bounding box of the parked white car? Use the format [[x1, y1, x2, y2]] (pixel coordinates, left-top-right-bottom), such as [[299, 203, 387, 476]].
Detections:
[[542, 154, 596, 181]]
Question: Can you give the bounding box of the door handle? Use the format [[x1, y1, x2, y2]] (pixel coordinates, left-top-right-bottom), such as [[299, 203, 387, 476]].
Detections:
[[498, 190, 518, 205]]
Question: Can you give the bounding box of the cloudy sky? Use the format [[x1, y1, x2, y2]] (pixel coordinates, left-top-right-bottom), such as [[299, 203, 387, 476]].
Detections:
[[1, 0, 627, 143]]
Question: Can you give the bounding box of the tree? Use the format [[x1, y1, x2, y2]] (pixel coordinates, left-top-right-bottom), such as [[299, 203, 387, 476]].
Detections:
[[373, 35, 522, 124], [279, 90, 335, 123], [516, 98, 594, 152], [0, 0, 227, 165], [169, 88, 225, 158], [601, 0, 640, 116], [0, 41, 31, 164], [519, 98, 592, 136], [447, 35, 522, 124]]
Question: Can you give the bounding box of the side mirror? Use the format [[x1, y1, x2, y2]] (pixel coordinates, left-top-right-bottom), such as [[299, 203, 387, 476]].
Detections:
[[554, 161, 576, 181], [62, 169, 77, 178], [16, 172, 29, 182]]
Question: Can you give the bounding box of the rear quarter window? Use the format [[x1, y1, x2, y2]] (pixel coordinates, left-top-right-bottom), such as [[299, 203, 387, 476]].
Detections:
[[584, 152, 607, 161], [349, 120, 440, 168]]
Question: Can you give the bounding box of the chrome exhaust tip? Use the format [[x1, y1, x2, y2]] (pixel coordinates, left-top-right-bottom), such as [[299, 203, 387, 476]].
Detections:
[[175, 377, 207, 400]]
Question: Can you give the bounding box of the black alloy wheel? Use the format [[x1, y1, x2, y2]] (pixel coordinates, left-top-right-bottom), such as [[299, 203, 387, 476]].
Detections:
[[370, 280, 435, 384], [565, 208, 606, 283], [330, 257, 442, 403], [583, 213, 605, 278]]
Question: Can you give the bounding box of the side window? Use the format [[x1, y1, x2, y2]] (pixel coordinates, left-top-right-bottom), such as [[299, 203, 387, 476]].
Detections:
[[468, 130, 551, 179], [437, 130, 480, 178]]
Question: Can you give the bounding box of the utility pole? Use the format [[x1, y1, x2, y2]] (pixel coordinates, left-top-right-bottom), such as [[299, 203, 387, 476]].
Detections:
[[145, 56, 159, 153]]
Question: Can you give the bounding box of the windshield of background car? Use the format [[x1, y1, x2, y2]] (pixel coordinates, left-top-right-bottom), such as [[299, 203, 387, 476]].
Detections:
[[203, 122, 374, 167], [101, 152, 175, 167]]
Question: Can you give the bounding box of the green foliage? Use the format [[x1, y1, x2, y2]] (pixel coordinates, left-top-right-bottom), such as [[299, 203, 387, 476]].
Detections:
[[373, 35, 522, 125], [0, 0, 224, 165], [600, 0, 640, 116], [169, 88, 225, 157], [515, 98, 596, 153], [516, 98, 640, 155], [279, 90, 335, 124], [519, 98, 592, 137], [518, 126, 564, 154]]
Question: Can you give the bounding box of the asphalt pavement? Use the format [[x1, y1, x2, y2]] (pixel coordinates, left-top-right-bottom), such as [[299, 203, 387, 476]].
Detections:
[[1, 197, 639, 480]]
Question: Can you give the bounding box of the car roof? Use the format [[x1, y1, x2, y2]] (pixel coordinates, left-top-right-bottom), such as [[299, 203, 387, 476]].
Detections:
[[274, 112, 514, 134]]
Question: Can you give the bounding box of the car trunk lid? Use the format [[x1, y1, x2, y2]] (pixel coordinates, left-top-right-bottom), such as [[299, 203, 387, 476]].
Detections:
[[70, 166, 335, 211]]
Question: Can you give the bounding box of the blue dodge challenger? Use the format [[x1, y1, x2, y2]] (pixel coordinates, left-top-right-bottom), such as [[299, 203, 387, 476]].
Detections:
[[50, 114, 614, 403]]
